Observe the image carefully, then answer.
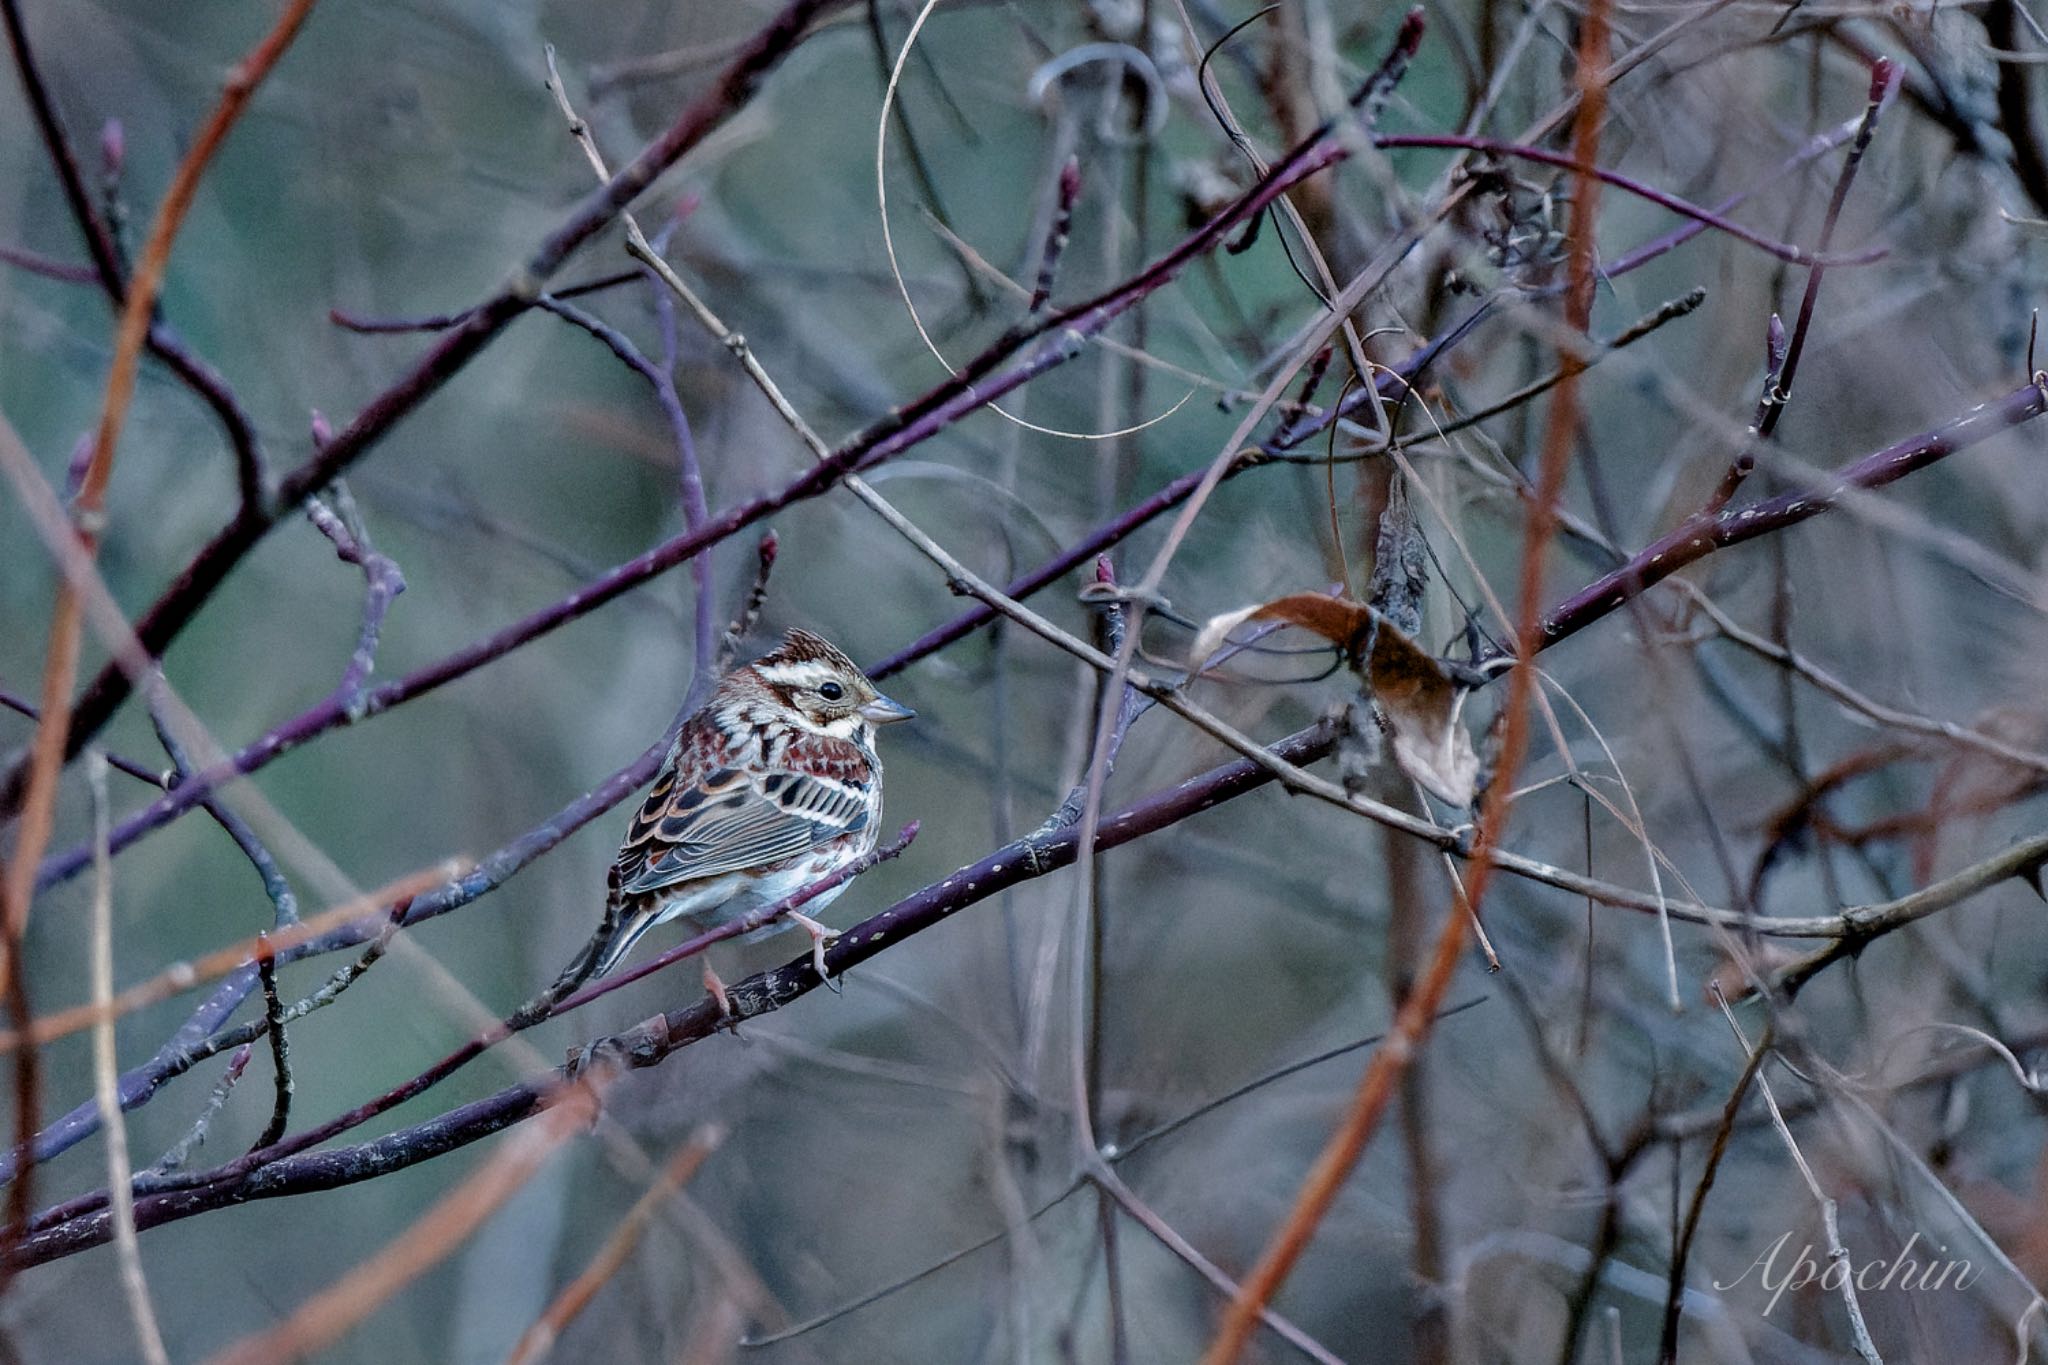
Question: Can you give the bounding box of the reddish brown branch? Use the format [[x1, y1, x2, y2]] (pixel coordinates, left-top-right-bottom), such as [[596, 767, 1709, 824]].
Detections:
[[0, 0, 268, 503], [2, 0, 851, 814], [0, 0, 321, 1272], [1200, 2, 1612, 1354], [503, 1127, 721, 1364]]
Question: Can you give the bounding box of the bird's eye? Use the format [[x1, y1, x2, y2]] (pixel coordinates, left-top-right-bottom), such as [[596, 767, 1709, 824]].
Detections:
[[818, 681, 845, 701]]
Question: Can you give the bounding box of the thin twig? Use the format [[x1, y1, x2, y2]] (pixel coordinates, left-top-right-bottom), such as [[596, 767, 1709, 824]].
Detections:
[[503, 1126, 723, 1365], [1199, 3, 1612, 1354], [1758, 60, 1898, 446], [1420, 288, 1706, 441], [1711, 987, 1884, 1363], [149, 711, 299, 926], [527, 279, 717, 701], [0, 0, 321, 1253], [0, 242, 96, 282], [1677, 581, 2048, 774], [204, 1075, 606, 1365], [0, 864, 459, 1054], [250, 946, 292, 1152], [718, 532, 778, 670], [0, 687, 164, 788], [1658, 1023, 1770, 1364], [148, 1044, 252, 1175], [303, 484, 407, 709], [1376, 133, 1885, 268], [87, 754, 171, 1365]]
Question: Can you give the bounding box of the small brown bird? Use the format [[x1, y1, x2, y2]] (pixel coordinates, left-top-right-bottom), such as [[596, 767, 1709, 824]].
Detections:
[[588, 629, 913, 1013]]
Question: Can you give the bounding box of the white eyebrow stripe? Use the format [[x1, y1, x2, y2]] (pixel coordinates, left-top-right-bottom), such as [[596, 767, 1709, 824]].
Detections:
[[757, 661, 842, 687]]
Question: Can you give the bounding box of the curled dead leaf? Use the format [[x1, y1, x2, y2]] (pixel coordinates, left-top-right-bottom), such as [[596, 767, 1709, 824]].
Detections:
[[1191, 592, 1480, 806]]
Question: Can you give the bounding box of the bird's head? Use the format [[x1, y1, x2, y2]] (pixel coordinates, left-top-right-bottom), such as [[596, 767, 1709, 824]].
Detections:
[[745, 628, 914, 740]]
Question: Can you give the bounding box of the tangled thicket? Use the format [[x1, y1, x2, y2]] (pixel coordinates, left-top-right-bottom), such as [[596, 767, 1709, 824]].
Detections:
[[4, 1, 2048, 1361]]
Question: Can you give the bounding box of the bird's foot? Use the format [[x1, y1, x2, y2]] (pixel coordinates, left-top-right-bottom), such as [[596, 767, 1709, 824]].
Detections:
[[702, 958, 736, 1023], [787, 910, 840, 992]]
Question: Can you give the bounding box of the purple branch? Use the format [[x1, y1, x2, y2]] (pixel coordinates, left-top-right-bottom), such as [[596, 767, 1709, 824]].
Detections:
[[0, 0, 268, 507], [0, 689, 162, 789], [147, 714, 299, 928], [0, 0, 124, 290], [326, 305, 478, 335], [0, 244, 97, 283], [8, 724, 1338, 1268], [1375, 134, 1886, 268], [532, 290, 717, 704], [1028, 155, 1082, 314], [868, 456, 1254, 681], [1761, 58, 1897, 443], [302, 493, 407, 706], [1505, 379, 2048, 662], [13, 0, 850, 806], [327, 268, 646, 334], [1598, 109, 1868, 282]]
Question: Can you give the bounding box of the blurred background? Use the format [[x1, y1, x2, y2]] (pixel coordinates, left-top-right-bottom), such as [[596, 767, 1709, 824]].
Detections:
[[5, 0, 2048, 1360]]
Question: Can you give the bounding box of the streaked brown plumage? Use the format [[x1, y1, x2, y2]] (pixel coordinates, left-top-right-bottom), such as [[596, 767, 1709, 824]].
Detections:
[[587, 629, 913, 1010]]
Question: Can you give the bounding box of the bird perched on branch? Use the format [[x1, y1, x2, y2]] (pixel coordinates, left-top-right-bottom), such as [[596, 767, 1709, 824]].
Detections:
[[584, 628, 913, 1016]]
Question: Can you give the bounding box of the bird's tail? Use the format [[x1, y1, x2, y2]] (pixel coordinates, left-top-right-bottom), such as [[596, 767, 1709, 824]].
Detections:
[[506, 885, 672, 1031], [508, 891, 629, 1030], [590, 901, 661, 978]]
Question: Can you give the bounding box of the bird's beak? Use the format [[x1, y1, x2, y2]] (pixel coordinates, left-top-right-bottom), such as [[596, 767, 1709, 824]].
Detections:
[[859, 692, 916, 724]]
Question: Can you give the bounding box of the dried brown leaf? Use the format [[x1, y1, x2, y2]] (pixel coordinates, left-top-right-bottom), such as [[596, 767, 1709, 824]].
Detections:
[[1191, 592, 1479, 806]]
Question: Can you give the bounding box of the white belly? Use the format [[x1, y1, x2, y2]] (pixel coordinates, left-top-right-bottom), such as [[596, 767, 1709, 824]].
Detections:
[[645, 863, 855, 940]]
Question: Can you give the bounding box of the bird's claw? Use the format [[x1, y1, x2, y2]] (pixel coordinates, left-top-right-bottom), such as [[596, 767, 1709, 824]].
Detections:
[[788, 910, 839, 988], [702, 959, 735, 1023]]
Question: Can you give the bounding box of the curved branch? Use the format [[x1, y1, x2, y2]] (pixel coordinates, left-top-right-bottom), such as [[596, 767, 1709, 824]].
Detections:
[[1498, 378, 2048, 665]]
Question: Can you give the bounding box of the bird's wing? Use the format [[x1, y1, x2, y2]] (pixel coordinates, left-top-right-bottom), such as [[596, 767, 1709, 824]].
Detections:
[[614, 762, 872, 898]]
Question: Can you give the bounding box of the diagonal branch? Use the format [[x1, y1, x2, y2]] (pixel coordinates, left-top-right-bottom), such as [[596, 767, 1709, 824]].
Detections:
[[1201, 1, 1614, 1351], [1496, 377, 2048, 666], [4, 0, 850, 810], [4, 724, 1335, 1266], [0, 0, 322, 1259], [0, 0, 270, 505]]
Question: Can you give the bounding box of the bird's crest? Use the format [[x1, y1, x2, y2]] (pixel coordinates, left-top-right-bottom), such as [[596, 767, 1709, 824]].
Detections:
[[757, 628, 859, 674]]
